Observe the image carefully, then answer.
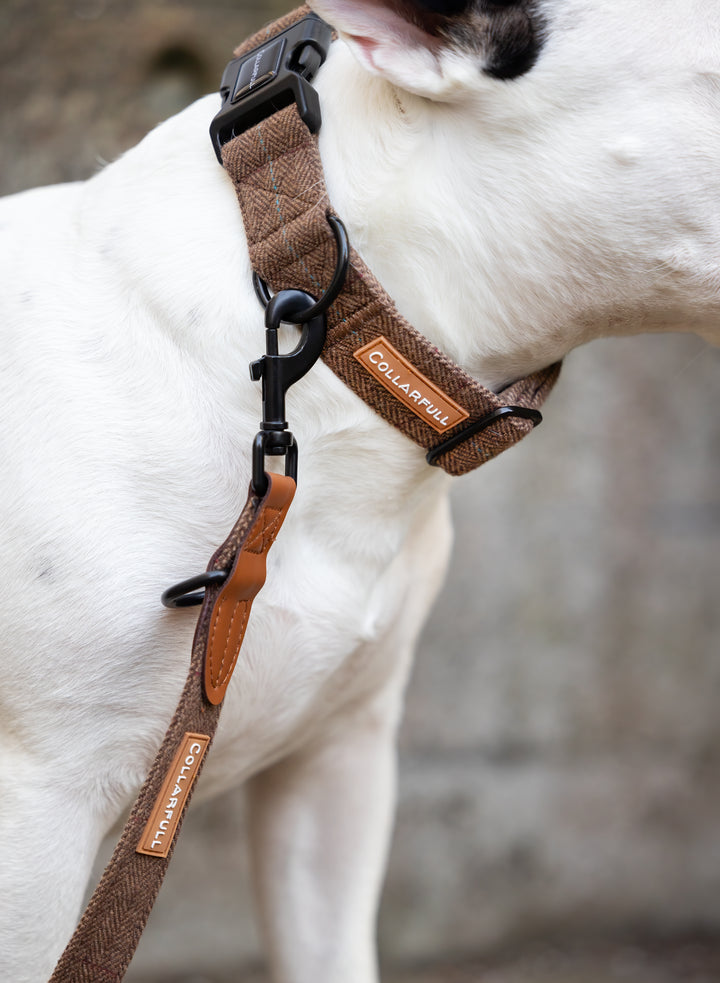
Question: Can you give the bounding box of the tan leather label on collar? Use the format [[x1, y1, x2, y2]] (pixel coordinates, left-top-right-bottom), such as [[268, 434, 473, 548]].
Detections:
[[354, 336, 469, 433], [136, 733, 210, 858]]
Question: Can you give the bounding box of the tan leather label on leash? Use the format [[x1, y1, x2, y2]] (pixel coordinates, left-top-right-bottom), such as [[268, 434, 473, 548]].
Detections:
[[354, 336, 469, 433], [136, 733, 210, 858]]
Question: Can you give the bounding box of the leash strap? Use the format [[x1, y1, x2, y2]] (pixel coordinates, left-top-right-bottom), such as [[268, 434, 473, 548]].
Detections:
[[49, 474, 295, 983], [220, 7, 560, 477]]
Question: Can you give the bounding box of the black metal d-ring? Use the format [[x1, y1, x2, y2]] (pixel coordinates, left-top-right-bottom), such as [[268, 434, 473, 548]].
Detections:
[[161, 569, 229, 608], [252, 214, 349, 321]]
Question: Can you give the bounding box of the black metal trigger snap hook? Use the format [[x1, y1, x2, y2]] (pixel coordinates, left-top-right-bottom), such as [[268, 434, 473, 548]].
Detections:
[[253, 214, 349, 319], [249, 287, 328, 497], [161, 289, 328, 609]]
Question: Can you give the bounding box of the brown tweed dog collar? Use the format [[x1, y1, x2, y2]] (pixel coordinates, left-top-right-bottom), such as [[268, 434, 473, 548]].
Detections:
[[216, 6, 560, 477]]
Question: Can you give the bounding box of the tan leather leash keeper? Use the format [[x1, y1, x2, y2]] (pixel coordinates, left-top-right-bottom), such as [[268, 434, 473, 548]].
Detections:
[[48, 474, 295, 983]]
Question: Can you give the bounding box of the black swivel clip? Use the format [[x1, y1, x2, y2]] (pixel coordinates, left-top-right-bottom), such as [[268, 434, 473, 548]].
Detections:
[[250, 213, 349, 497], [250, 289, 327, 497], [161, 294, 326, 609], [162, 215, 349, 608]]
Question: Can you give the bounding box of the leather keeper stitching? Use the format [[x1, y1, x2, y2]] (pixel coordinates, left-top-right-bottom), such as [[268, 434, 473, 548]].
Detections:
[[203, 476, 295, 705]]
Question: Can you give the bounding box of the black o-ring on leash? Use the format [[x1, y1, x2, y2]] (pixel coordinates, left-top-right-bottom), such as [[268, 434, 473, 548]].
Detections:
[[161, 569, 229, 609]]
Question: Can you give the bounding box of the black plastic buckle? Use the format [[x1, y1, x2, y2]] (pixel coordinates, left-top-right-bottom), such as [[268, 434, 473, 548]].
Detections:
[[210, 13, 333, 163], [426, 405, 543, 467]]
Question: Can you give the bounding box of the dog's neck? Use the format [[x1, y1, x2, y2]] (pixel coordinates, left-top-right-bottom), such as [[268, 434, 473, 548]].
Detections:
[[312, 33, 720, 389], [81, 12, 720, 511]]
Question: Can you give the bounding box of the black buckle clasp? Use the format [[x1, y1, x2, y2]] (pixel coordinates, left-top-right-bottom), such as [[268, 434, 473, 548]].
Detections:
[[210, 13, 333, 163]]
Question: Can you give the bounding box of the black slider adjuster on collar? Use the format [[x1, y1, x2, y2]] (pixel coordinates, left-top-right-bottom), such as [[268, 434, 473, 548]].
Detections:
[[426, 405, 543, 467]]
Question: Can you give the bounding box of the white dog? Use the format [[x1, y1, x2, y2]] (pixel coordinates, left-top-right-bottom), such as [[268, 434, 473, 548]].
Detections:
[[1, 1, 719, 981]]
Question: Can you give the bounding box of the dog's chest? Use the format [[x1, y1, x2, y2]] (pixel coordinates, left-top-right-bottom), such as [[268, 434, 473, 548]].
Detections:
[[0, 110, 450, 814], [187, 517, 421, 795]]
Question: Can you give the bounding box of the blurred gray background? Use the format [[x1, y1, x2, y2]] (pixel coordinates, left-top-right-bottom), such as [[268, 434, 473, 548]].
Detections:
[[2, 2, 719, 981]]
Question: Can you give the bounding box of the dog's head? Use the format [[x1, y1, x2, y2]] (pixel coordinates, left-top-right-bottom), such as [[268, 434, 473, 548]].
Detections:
[[308, 0, 543, 96], [310, 0, 720, 368]]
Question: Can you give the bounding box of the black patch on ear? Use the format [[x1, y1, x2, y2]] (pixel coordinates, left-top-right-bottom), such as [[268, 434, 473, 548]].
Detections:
[[389, 0, 544, 80], [445, 1, 545, 80], [482, 2, 544, 79], [412, 0, 474, 14], [391, 0, 475, 35]]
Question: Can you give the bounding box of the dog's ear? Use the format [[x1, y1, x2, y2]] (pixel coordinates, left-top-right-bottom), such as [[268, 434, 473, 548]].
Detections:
[[308, 0, 478, 99]]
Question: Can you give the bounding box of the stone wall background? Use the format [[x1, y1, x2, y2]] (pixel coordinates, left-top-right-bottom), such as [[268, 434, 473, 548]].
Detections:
[[2, 2, 719, 979]]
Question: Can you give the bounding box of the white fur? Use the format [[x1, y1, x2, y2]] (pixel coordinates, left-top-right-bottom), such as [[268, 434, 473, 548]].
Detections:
[[1, 1, 718, 980]]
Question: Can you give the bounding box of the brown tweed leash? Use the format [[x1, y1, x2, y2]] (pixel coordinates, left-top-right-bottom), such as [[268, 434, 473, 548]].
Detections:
[[49, 9, 560, 981], [49, 474, 295, 983]]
